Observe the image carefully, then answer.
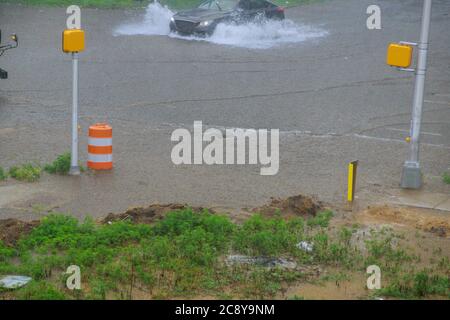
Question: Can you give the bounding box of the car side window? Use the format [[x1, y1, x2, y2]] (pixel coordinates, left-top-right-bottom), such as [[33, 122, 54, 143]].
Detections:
[[237, 0, 250, 10], [248, 0, 267, 10]]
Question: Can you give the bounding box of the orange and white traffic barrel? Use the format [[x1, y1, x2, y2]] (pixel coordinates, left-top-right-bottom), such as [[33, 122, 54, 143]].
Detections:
[[87, 123, 113, 170]]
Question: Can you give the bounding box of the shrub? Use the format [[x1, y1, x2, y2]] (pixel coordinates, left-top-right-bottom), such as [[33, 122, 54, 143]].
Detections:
[[233, 215, 299, 256], [44, 152, 71, 175], [380, 271, 450, 298], [443, 172, 450, 185], [9, 164, 41, 182], [0, 167, 7, 181], [307, 210, 333, 228], [0, 241, 16, 262], [16, 281, 66, 300]]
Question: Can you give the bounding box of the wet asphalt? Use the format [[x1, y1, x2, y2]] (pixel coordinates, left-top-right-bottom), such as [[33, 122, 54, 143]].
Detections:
[[0, 0, 449, 219]]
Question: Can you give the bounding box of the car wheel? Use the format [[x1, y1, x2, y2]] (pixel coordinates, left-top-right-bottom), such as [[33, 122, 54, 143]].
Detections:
[[205, 25, 217, 36]]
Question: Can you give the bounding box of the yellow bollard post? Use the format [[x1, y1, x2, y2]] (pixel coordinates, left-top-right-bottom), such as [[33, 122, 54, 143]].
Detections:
[[347, 160, 358, 202]]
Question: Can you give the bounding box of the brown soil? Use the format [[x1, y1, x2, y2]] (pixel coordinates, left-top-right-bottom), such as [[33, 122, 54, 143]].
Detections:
[[0, 219, 39, 246], [0, 196, 448, 300], [0, 194, 323, 246], [281, 272, 369, 300], [101, 203, 215, 224], [251, 194, 323, 219], [356, 205, 450, 238], [102, 194, 323, 225]]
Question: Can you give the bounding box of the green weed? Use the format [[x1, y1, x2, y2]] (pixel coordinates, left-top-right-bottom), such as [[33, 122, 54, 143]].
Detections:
[[0, 209, 447, 300], [379, 271, 450, 299], [233, 215, 303, 256], [44, 153, 71, 175], [0, 0, 150, 8], [0, 167, 7, 181], [307, 210, 333, 228], [9, 164, 41, 182], [443, 172, 450, 185], [16, 281, 66, 300]]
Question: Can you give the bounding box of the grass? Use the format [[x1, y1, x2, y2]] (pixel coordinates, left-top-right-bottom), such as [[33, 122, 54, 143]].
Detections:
[[0, 167, 7, 181], [2, 153, 85, 182], [378, 271, 449, 299], [8, 164, 42, 182], [0, 0, 151, 9], [0, 208, 447, 300], [443, 172, 450, 185], [0, 0, 321, 10], [44, 152, 72, 175], [307, 210, 333, 228]]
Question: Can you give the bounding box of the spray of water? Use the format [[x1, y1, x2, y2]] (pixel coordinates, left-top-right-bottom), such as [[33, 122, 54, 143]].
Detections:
[[114, 2, 174, 36], [114, 2, 327, 49]]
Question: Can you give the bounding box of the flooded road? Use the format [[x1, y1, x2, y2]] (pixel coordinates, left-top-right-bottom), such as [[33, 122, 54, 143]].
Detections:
[[114, 2, 327, 49], [0, 0, 449, 219]]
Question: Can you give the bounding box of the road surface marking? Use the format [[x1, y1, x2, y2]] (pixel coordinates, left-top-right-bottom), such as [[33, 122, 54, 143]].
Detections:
[[424, 99, 450, 106], [387, 128, 442, 136]]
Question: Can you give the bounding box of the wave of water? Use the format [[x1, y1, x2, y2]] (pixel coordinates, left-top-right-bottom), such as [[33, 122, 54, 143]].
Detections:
[[114, 2, 327, 49]]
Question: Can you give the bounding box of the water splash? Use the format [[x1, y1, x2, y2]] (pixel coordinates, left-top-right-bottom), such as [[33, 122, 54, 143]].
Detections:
[[114, 2, 327, 49], [204, 19, 326, 49], [114, 2, 174, 36]]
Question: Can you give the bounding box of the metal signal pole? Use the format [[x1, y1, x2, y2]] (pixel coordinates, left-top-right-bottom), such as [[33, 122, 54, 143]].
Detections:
[[401, 0, 433, 189], [69, 52, 80, 175]]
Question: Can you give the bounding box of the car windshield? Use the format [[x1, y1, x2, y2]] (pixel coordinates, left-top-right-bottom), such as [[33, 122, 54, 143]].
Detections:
[[198, 0, 239, 11]]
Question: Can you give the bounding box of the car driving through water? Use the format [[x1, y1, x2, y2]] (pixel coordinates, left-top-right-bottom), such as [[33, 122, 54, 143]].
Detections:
[[169, 0, 285, 36]]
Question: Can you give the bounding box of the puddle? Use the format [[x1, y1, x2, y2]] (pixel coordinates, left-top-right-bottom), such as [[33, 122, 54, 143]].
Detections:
[[114, 2, 328, 49]]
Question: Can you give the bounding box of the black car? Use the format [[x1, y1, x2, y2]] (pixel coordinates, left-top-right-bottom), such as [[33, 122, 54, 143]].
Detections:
[[169, 0, 285, 36]]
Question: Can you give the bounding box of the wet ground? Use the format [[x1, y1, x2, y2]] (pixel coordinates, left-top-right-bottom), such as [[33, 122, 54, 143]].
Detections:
[[1, 194, 448, 299], [0, 0, 449, 220]]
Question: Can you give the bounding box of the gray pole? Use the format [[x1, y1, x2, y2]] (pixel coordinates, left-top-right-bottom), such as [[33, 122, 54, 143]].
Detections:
[[69, 52, 80, 175], [401, 0, 432, 189]]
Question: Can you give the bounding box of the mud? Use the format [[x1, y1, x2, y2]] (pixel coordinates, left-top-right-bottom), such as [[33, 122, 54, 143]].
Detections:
[[0, 194, 323, 246], [101, 203, 215, 224], [357, 205, 450, 238], [251, 194, 323, 219], [102, 194, 322, 224], [282, 272, 369, 300], [0, 219, 39, 246]]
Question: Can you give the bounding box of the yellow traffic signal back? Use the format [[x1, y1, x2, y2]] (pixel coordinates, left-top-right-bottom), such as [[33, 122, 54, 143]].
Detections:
[[62, 29, 85, 53], [386, 43, 413, 68]]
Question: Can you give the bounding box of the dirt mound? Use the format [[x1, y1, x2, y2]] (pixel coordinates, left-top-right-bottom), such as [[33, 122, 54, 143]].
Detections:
[[0, 195, 322, 243], [358, 205, 450, 237], [102, 195, 322, 225], [102, 203, 215, 224], [0, 219, 39, 246], [252, 195, 322, 218]]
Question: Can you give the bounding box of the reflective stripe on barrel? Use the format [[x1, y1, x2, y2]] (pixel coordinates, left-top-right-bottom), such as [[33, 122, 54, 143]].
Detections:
[[87, 123, 112, 170]]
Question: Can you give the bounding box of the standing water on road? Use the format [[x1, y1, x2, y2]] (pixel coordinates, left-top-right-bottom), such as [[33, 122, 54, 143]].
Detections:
[[114, 2, 327, 49]]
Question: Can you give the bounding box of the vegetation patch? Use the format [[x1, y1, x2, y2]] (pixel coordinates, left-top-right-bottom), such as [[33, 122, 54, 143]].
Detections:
[[307, 210, 333, 228], [8, 164, 41, 182], [0, 167, 7, 181], [0, 0, 322, 10], [44, 153, 72, 175], [378, 271, 449, 299], [443, 172, 450, 185], [0, 0, 151, 9], [0, 208, 447, 300]]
